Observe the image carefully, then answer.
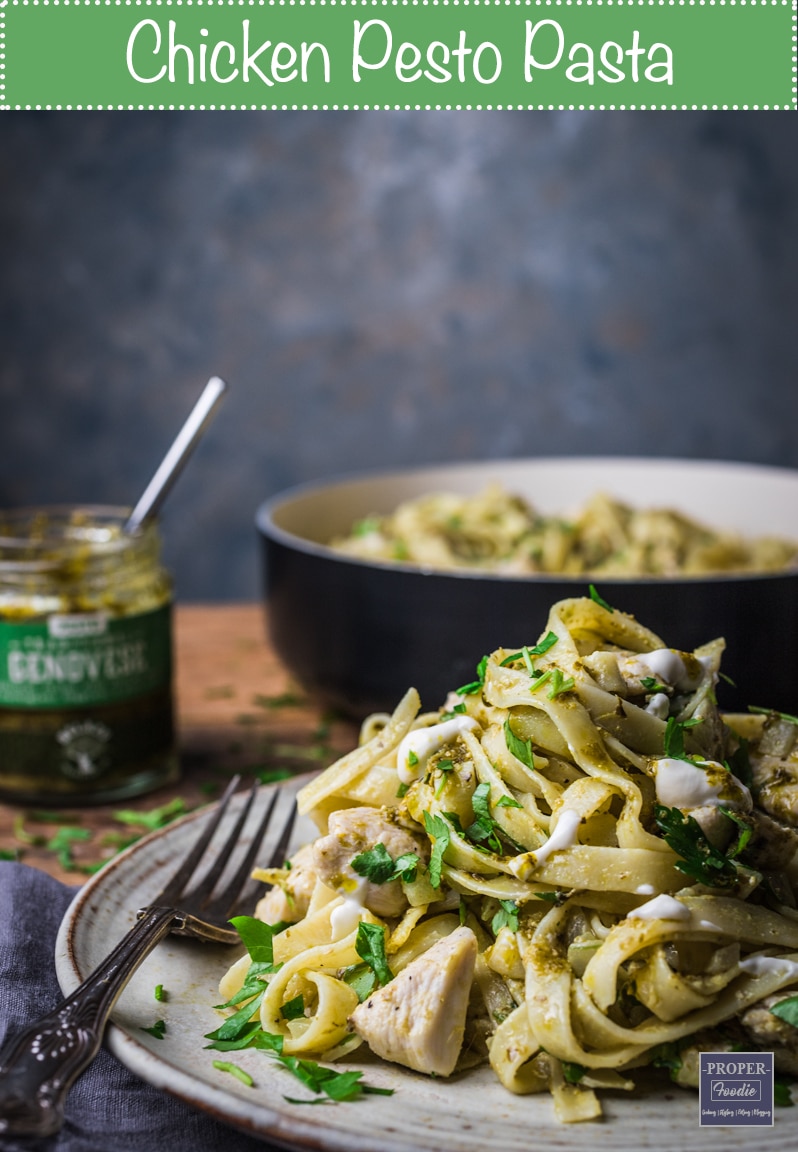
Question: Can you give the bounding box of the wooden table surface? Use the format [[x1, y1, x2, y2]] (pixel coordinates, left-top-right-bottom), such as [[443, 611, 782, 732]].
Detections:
[[0, 604, 360, 885]]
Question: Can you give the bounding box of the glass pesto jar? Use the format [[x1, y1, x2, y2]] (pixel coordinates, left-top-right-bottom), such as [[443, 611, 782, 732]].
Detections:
[[0, 506, 179, 803]]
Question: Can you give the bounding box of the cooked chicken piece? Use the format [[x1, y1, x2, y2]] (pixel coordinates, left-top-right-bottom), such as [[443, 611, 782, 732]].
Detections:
[[752, 751, 798, 829], [312, 806, 428, 918], [740, 993, 798, 1076], [349, 926, 478, 1076], [255, 843, 317, 925], [745, 809, 798, 873]]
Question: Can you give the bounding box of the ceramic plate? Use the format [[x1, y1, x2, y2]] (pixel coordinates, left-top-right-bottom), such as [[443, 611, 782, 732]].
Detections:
[[56, 778, 798, 1151]]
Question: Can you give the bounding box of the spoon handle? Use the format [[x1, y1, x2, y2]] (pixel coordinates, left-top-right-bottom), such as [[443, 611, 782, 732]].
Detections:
[[125, 375, 228, 534]]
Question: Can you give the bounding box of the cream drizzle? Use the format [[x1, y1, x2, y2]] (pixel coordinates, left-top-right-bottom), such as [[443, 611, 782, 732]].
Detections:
[[628, 894, 691, 921], [739, 955, 798, 980], [531, 809, 582, 868], [395, 715, 479, 785], [329, 877, 369, 939]]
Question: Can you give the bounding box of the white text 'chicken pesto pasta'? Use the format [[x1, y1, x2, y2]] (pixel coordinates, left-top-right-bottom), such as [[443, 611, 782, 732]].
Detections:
[[213, 594, 798, 1122]]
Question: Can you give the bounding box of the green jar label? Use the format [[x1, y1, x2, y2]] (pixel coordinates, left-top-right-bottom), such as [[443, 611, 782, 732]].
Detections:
[[0, 604, 172, 709]]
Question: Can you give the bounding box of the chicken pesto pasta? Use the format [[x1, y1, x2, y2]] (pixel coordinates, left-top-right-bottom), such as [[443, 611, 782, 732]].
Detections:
[[214, 594, 798, 1122], [331, 485, 797, 577]]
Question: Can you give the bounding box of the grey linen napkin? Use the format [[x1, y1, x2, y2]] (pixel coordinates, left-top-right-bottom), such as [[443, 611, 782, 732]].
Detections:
[[0, 862, 282, 1152]]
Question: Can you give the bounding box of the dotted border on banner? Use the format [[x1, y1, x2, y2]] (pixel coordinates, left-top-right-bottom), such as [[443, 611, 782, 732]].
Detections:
[[1, 1, 795, 6], [0, 0, 795, 110], [0, 3, 5, 107]]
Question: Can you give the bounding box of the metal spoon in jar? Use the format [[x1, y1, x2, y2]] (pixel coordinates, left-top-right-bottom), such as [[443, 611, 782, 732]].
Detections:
[[124, 375, 228, 534]]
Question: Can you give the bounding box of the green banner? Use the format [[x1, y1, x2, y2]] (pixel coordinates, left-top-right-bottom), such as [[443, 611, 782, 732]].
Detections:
[[0, 605, 172, 709], [0, 1, 795, 109]]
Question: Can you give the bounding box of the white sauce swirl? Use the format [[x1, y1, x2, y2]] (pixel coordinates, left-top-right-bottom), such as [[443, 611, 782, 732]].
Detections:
[[654, 757, 725, 809], [329, 877, 369, 939], [739, 955, 798, 980], [620, 648, 711, 693], [531, 808, 582, 868], [645, 692, 671, 720], [628, 894, 691, 921], [396, 715, 479, 785]]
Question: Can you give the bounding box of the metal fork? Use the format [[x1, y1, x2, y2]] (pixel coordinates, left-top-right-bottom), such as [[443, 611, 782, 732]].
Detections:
[[0, 775, 297, 1139]]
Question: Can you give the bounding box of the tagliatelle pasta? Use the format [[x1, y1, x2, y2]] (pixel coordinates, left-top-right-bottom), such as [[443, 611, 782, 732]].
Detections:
[[214, 594, 798, 1122], [331, 485, 798, 576]]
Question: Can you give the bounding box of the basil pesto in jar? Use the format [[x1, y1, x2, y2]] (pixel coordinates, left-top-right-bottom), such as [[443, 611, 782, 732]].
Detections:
[[0, 506, 179, 803]]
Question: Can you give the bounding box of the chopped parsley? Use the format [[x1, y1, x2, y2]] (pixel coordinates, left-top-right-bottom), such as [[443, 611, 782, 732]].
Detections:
[[771, 996, 798, 1028], [439, 703, 467, 721], [560, 1060, 587, 1085], [775, 1078, 795, 1107], [113, 797, 188, 832], [423, 811, 451, 887], [352, 516, 381, 538], [725, 737, 753, 789], [663, 715, 703, 761], [748, 705, 798, 727], [229, 915, 286, 968], [212, 1060, 254, 1087], [275, 1056, 393, 1103], [490, 899, 519, 935], [588, 584, 614, 612], [718, 805, 753, 859], [356, 922, 393, 987], [340, 962, 378, 1002], [204, 1024, 284, 1054], [496, 795, 523, 810], [468, 783, 504, 854], [255, 767, 294, 786], [649, 1038, 690, 1080], [529, 667, 575, 700], [206, 994, 270, 1045], [434, 758, 455, 796], [504, 718, 536, 771], [351, 843, 419, 885], [206, 916, 287, 1046], [641, 676, 668, 693], [457, 655, 489, 696], [501, 632, 559, 666], [654, 804, 745, 888], [141, 1019, 166, 1040], [252, 690, 305, 710], [46, 826, 92, 871], [281, 995, 306, 1021], [463, 783, 525, 856]]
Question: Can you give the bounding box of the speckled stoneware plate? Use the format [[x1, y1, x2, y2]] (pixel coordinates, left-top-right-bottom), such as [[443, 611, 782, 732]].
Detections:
[[56, 778, 798, 1151]]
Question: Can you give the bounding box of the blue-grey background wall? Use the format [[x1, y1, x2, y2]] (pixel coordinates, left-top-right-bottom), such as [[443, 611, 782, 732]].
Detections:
[[1, 112, 797, 601]]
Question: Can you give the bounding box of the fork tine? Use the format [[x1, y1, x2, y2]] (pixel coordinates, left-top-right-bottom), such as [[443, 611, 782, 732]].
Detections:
[[204, 791, 296, 922], [184, 779, 258, 905], [154, 774, 241, 905]]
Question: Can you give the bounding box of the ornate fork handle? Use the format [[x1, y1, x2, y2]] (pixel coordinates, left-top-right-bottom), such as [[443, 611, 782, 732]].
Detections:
[[0, 906, 176, 1139]]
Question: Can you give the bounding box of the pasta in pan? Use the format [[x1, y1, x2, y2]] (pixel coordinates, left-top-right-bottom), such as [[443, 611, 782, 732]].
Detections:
[[331, 485, 797, 577], [216, 594, 798, 1121]]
